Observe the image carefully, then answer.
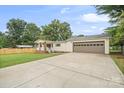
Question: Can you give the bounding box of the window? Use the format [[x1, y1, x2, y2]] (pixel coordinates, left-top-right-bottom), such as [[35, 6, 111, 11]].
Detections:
[[90, 44, 92, 46], [93, 44, 96, 46], [97, 44, 99, 46], [100, 44, 104, 46], [81, 44, 84, 46], [56, 44, 61, 47]]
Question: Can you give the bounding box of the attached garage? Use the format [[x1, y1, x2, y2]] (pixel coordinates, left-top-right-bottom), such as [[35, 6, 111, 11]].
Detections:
[[73, 41, 105, 54]]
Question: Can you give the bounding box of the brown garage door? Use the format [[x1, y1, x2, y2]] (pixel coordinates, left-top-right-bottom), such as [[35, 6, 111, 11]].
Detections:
[[73, 41, 105, 54]]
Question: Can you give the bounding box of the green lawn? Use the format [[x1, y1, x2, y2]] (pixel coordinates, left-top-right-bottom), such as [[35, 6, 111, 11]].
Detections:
[[111, 54, 124, 74], [0, 53, 60, 68]]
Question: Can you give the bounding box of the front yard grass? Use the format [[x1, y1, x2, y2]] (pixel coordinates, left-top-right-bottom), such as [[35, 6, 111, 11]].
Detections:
[[111, 54, 124, 74], [0, 53, 60, 68]]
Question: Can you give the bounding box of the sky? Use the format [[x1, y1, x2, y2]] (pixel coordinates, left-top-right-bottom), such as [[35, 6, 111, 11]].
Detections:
[[0, 5, 110, 35]]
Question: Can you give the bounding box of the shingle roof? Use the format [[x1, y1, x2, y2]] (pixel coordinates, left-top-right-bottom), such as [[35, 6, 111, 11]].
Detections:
[[66, 34, 110, 42], [53, 41, 66, 43], [35, 40, 54, 43], [35, 34, 110, 44]]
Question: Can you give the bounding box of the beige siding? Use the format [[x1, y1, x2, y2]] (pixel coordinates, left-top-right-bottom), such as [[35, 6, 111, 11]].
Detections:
[[53, 42, 73, 52], [39, 38, 109, 54], [65, 42, 73, 52], [105, 39, 109, 54]]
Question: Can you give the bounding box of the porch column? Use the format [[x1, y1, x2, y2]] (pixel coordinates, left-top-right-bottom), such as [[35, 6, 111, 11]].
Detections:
[[39, 42, 42, 51], [43, 42, 47, 52]]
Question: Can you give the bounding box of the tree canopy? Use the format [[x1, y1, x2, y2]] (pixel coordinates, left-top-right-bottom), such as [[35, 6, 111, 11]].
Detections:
[[95, 5, 124, 54], [5, 18, 41, 47], [96, 5, 124, 45], [96, 5, 124, 24], [22, 23, 41, 45], [6, 18, 27, 47], [41, 19, 72, 41], [0, 18, 72, 48], [0, 32, 8, 48]]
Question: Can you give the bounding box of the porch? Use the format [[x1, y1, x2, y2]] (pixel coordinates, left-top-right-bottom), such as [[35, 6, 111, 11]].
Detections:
[[35, 40, 54, 53]]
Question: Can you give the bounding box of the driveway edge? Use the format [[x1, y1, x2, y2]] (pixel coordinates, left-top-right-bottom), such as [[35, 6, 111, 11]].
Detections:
[[110, 55, 124, 83]]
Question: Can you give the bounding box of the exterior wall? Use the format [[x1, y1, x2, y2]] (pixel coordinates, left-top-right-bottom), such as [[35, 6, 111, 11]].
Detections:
[[53, 43, 66, 52], [53, 42, 73, 52], [65, 42, 73, 52], [104, 38, 110, 54], [36, 38, 109, 54]]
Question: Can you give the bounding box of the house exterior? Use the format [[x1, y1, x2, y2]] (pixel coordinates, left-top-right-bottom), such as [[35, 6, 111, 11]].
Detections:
[[35, 34, 110, 54]]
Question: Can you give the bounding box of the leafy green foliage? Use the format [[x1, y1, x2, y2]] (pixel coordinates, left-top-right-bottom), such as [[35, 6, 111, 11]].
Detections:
[[22, 23, 41, 45], [6, 18, 27, 47], [95, 5, 124, 54], [0, 32, 8, 48], [105, 26, 118, 45], [41, 19, 72, 41], [5, 19, 41, 47], [96, 5, 124, 24], [0, 18, 72, 48]]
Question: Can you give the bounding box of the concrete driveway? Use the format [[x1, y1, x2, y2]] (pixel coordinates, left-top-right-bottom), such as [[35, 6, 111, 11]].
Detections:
[[0, 53, 124, 88]]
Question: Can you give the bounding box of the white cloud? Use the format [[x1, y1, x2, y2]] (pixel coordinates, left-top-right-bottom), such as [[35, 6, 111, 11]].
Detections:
[[81, 13, 109, 23], [60, 8, 70, 14], [99, 27, 105, 31], [91, 26, 97, 29]]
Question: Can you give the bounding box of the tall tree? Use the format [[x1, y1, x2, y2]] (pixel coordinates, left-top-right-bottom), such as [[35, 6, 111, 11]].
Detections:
[[116, 11, 124, 54], [22, 23, 41, 45], [41, 19, 72, 41], [6, 18, 27, 47], [96, 5, 124, 54]]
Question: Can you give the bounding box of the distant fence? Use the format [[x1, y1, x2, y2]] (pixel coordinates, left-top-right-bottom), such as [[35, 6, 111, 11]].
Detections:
[[0, 48, 36, 54]]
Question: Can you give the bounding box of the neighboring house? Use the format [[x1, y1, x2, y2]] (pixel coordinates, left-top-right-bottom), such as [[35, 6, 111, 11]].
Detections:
[[16, 45, 33, 48], [35, 34, 110, 54]]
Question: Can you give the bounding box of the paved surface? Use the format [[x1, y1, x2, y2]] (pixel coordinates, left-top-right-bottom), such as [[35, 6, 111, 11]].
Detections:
[[0, 53, 124, 88]]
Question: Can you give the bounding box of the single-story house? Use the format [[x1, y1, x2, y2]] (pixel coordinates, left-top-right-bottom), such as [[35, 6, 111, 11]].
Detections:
[[35, 34, 110, 54]]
